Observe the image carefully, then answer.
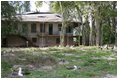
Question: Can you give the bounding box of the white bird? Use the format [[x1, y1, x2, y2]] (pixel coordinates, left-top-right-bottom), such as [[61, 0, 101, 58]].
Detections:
[[99, 46, 103, 50], [18, 67, 23, 76], [18, 67, 30, 76], [66, 65, 77, 70], [73, 65, 77, 70], [114, 46, 117, 50], [70, 45, 74, 48], [104, 45, 108, 49], [101, 46, 103, 50]]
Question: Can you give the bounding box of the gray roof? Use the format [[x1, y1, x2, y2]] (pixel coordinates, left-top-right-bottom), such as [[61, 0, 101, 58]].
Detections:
[[17, 12, 62, 22], [2, 12, 81, 23]]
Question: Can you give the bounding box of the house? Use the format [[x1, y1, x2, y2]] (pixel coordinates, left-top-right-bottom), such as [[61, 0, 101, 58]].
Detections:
[[2, 12, 81, 47]]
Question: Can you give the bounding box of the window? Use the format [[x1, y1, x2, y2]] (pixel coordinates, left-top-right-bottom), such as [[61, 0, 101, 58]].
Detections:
[[31, 23, 36, 33], [40, 24, 45, 33], [56, 38, 60, 44], [49, 24, 53, 35], [22, 23, 27, 32], [58, 24, 62, 31], [32, 38, 37, 43], [66, 27, 71, 33]]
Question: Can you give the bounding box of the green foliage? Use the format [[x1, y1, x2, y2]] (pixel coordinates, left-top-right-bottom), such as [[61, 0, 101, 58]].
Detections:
[[1, 1, 16, 19], [35, 1, 43, 8], [102, 24, 115, 44], [1, 59, 13, 77], [1, 1, 21, 39], [1, 1, 31, 40], [51, 1, 117, 46], [24, 1, 30, 12], [51, 2, 61, 14]]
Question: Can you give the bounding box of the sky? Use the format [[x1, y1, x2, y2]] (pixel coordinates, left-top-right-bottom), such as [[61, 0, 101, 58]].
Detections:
[[30, 1, 50, 12]]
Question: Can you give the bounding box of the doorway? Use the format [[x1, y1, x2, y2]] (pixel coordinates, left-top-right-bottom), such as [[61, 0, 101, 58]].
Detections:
[[49, 24, 53, 35]]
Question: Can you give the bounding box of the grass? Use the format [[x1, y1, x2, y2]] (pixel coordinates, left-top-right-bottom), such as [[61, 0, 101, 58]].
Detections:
[[1, 46, 117, 78], [1, 59, 13, 77]]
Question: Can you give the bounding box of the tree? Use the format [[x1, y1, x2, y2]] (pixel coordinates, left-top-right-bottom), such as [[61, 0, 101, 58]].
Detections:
[[51, 1, 73, 47], [35, 1, 43, 12], [1, 1, 27, 39], [59, 1, 64, 47], [24, 1, 30, 12], [1, 1, 18, 39]]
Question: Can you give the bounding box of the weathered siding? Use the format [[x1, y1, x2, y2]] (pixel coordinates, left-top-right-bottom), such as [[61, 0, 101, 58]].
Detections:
[[6, 22, 74, 47]]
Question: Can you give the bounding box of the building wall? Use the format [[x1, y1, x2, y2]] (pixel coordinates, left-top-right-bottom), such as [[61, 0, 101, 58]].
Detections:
[[21, 22, 61, 36], [37, 36, 74, 47], [6, 35, 26, 47], [6, 22, 74, 47]]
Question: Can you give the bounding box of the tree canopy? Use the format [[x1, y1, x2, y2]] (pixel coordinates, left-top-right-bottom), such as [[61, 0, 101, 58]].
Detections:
[[50, 1, 117, 46], [1, 1, 30, 39]]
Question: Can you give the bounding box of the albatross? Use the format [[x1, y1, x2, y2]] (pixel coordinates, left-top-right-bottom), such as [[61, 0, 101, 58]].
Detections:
[[104, 45, 108, 49], [18, 67, 30, 77], [66, 65, 77, 70], [18, 67, 23, 76], [99, 46, 103, 50]]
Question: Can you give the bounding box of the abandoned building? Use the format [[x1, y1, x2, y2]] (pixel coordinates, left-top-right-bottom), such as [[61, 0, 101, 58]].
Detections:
[[2, 12, 82, 47]]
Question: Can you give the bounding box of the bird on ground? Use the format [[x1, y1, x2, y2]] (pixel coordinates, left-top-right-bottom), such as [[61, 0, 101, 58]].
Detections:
[[66, 65, 77, 70], [18, 67, 30, 77], [113, 46, 116, 50], [111, 46, 114, 50], [112, 46, 117, 50], [59, 59, 65, 63], [104, 45, 108, 49], [70, 45, 74, 49], [99, 46, 103, 50], [18, 67, 23, 76]]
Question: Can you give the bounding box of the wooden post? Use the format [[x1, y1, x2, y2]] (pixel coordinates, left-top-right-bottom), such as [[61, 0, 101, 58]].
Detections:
[[26, 41, 28, 47]]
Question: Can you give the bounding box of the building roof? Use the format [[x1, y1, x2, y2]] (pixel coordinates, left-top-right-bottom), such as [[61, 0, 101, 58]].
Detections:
[[17, 12, 62, 22], [2, 12, 81, 23]]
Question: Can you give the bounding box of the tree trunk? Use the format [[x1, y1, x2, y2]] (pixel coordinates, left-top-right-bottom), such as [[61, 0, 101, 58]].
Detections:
[[75, 5, 83, 46], [95, 10, 101, 46], [82, 25, 85, 45], [85, 18, 90, 46], [59, 1, 65, 47], [112, 17, 117, 46], [91, 16, 96, 46], [99, 20, 102, 46]]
